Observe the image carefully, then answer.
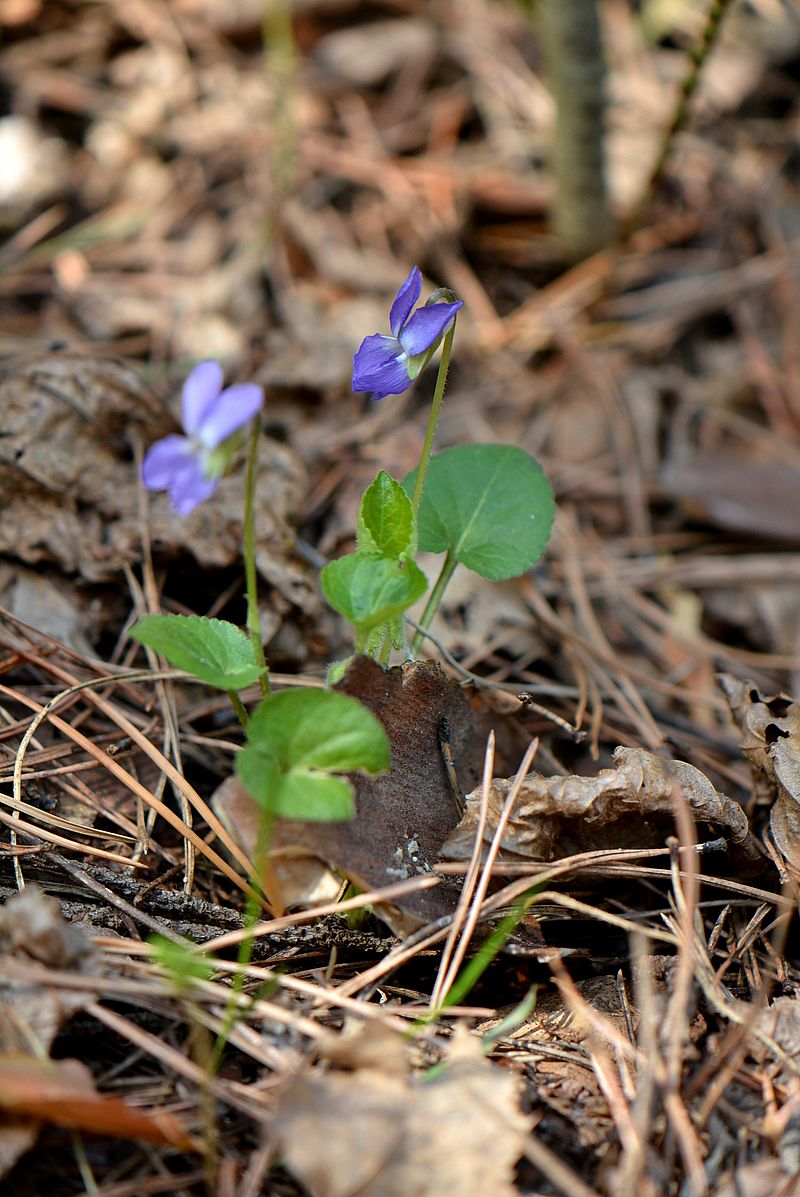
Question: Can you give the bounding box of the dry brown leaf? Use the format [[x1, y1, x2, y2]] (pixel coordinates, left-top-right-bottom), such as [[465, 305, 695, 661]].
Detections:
[[321, 1021, 409, 1076], [751, 997, 800, 1087], [662, 451, 800, 543], [713, 1158, 800, 1197], [274, 1026, 531, 1197], [441, 745, 760, 867], [0, 115, 66, 213], [0, 566, 94, 655], [0, 885, 100, 1051], [314, 19, 436, 87], [0, 1056, 194, 1150], [719, 674, 800, 875], [0, 887, 105, 1174], [215, 657, 483, 933]]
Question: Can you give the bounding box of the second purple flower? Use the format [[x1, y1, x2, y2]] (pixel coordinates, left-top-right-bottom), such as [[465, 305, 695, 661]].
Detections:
[[142, 360, 264, 515], [352, 266, 462, 399]]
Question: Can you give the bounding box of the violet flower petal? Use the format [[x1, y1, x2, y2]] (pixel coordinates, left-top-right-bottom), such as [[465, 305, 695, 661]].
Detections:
[[388, 266, 422, 337], [198, 383, 264, 449], [397, 301, 463, 357], [365, 360, 413, 398], [141, 435, 194, 490], [182, 360, 224, 436], [352, 333, 398, 383], [169, 461, 217, 515], [352, 333, 409, 397]]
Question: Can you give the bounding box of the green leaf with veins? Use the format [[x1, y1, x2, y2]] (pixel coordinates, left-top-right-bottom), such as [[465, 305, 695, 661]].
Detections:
[[129, 614, 265, 691], [403, 444, 555, 580]]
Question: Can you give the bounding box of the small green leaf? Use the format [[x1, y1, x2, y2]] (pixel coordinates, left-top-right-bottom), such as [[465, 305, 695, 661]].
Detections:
[[130, 613, 265, 691], [357, 470, 416, 558], [403, 444, 555, 580], [321, 552, 428, 640], [236, 688, 390, 822], [246, 688, 389, 773], [237, 755, 355, 820]]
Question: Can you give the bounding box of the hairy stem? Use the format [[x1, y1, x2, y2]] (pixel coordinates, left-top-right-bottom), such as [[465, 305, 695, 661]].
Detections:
[[243, 420, 270, 697], [411, 321, 456, 518], [227, 690, 250, 731], [210, 812, 278, 1073]]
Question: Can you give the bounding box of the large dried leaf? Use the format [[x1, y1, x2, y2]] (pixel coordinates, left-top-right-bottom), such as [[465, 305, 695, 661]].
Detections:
[[273, 1026, 531, 1197], [215, 657, 483, 932], [718, 674, 800, 874], [0, 885, 100, 1051], [714, 1160, 800, 1197], [0, 1056, 194, 1149], [441, 745, 760, 867], [751, 997, 800, 1082], [0, 888, 105, 1175], [314, 19, 436, 88], [662, 451, 800, 543]]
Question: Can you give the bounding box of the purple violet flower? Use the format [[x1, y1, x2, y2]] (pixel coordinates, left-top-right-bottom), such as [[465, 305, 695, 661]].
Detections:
[[352, 266, 462, 399], [142, 360, 264, 515]]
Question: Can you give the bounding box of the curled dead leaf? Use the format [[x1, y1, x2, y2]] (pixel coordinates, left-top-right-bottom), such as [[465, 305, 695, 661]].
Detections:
[[441, 745, 761, 868], [719, 673, 800, 876]]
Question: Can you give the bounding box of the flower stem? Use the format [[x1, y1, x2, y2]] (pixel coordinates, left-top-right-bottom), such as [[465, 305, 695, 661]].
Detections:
[[410, 550, 457, 656], [243, 419, 270, 697], [227, 690, 250, 731], [378, 625, 392, 666], [411, 320, 456, 518], [210, 812, 277, 1074]]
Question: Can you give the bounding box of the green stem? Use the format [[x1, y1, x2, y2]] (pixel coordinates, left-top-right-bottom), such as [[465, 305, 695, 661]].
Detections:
[[243, 420, 270, 697], [227, 690, 250, 731], [410, 550, 457, 656], [378, 625, 392, 666], [209, 812, 274, 1074], [411, 321, 456, 518]]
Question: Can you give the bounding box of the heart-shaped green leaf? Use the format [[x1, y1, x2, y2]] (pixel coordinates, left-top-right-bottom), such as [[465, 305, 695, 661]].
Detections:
[[403, 444, 555, 580], [130, 614, 265, 691], [237, 688, 390, 821], [357, 470, 416, 559], [321, 551, 427, 643]]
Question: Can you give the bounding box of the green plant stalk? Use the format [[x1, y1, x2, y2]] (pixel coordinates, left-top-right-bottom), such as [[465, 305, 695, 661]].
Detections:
[[411, 322, 456, 518], [243, 420, 270, 697], [441, 890, 539, 1010], [354, 627, 368, 655], [209, 811, 275, 1074], [184, 1000, 219, 1189], [209, 421, 281, 1070], [410, 550, 457, 657], [378, 625, 392, 666], [227, 689, 250, 731]]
